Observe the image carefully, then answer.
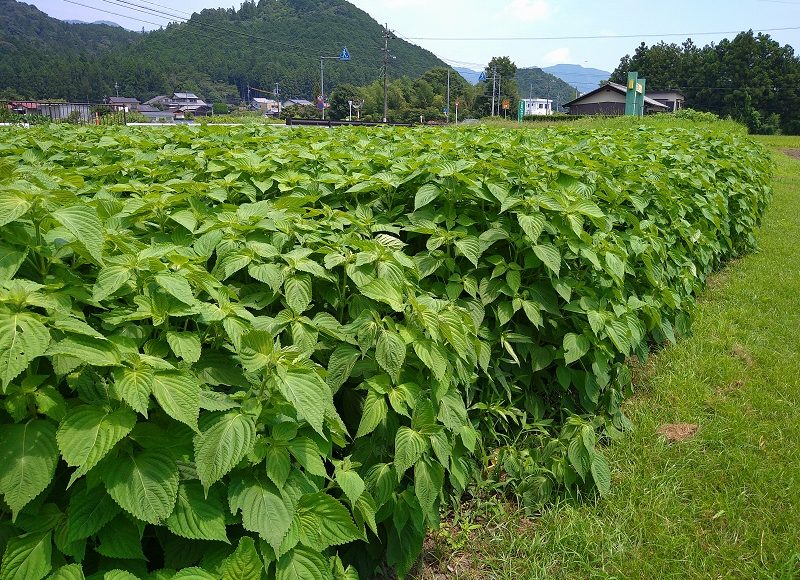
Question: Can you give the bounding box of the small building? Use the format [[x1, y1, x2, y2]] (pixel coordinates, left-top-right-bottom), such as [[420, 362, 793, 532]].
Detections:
[[144, 95, 171, 109], [253, 97, 280, 115], [172, 92, 204, 106], [7, 101, 39, 115], [646, 90, 685, 112], [138, 105, 175, 122], [174, 104, 212, 118], [108, 97, 140, 112], [144, 93, 209, 113], [282, 99, 313, 108], [563, 82, 670, 115], [521, 98, 553, 116]]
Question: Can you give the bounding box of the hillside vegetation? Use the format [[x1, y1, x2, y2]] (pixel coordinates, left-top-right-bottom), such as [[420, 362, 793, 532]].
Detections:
[[0, 0, 445, 102]]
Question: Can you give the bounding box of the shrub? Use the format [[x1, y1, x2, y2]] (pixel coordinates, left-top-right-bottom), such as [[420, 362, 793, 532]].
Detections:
[[0, 124, 772, 579]]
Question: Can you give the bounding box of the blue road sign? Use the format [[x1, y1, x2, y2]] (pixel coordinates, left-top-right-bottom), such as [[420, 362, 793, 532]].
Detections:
[[340, 47, 351, 61], [478, 71, 487, 82]]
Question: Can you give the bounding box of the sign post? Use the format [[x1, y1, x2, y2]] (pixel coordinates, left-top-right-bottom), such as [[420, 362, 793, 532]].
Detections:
[[635, 77, 646, 118], [625, 71, 647, 117], [319, 47, 351, 120], [518, 99, 525, 123], [624, 71, 638, 116]]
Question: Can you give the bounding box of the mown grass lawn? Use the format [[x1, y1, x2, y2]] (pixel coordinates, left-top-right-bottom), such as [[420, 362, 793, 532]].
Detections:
[[416, 135, 800, 580]]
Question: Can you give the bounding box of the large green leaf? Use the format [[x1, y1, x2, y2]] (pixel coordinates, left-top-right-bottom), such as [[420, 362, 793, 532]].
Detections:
[[166, 332, 202, 364], [92, 265, 131, 302], [150, 371, 201, 431], [284, 273, 312, 314], [57, 406, 137, 486], [591, 454, 612, 497], [0, 311, 50, 390], [0, 531, 51, 580], [0, 191, 31, 227], [52, 205, 105, 265], [0, 421, 58, 519], [47, 563, 85, 580], [562, 333, 590, 365], [276, 546, 332, 580], [95, 515, 145, 560], [394, 427, 428, 477], [297, 492, 361, 549], [0, 243, 26, 282], [273, 367, 330, 437], [113, 367, 153, 417], [220, 536, 263, 580], [165, 482, 229, 543], [414, 459, 444, 522], [194, 412, 256, 490], [104, 449, 179, 524], [355, 391, 387, 439], [375, 331, 405, 383], [517, 212, 546, 243], [413, 183, 441, 211], [155, 273, 196, 305], [45, 336, 120, 367], [65, 484, 120, 542], [228, 475, 294, 552], [533, 243, 562, 276]]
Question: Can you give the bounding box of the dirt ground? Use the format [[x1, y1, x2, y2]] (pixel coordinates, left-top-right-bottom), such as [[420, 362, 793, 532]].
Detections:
[[780, 148, 800, 160]]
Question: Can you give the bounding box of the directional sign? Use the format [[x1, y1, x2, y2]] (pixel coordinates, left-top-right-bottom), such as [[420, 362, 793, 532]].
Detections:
[[339, 47, 351, 61]]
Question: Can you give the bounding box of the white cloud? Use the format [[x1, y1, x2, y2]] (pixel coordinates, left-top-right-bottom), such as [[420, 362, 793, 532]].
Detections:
[[499, 0, 551, 23], [542, 47, 572, 65]]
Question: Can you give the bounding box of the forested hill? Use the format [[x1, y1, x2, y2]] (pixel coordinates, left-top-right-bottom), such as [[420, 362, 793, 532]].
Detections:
[[515, 68, 579, 109], [0, 0, 447, 102]]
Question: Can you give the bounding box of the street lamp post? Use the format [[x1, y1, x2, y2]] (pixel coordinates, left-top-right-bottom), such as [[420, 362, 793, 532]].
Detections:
[[319, 47, 351, 121]]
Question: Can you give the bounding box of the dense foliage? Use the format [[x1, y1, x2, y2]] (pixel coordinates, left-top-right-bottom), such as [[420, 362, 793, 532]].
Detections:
[[610, 31, 800, 134], [0, 0, 444, 103], [0, 123, 771, 579]]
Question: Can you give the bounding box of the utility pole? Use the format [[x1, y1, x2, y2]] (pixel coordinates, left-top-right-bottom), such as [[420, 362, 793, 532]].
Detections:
[[382, 23, 392, 123], [275, 82, 280, 115], [446, 69, 450, 123], [498, 75, 502, 116], [115, 81, 119, 98], [490, 67, 496, 117], [320, 47, 351, 120]]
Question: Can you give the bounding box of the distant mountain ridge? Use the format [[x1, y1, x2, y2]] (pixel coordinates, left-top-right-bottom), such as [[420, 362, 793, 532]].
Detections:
[[64, 19, 124, 27], [0, 0, 446, 102], [542, 64, 611, 94]]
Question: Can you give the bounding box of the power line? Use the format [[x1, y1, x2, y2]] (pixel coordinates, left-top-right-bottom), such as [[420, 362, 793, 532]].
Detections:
[[402, 25, 800, 41], [62, 0, 163, 27], [63, 0, 330, 58]]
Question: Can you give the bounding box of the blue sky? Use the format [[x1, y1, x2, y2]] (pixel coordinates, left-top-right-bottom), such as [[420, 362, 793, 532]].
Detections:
[[25, 0, 800, 72]]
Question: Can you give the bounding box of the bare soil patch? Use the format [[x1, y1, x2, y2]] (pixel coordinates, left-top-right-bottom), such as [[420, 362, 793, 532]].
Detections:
[[731, 343, 755, 366], [656, 423, 699, 443], [780, 148, 800, 161]]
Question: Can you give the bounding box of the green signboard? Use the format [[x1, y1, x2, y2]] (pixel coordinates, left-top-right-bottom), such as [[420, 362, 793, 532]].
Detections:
[[625, 71, 647, 117], [518, 100, 525, 122]]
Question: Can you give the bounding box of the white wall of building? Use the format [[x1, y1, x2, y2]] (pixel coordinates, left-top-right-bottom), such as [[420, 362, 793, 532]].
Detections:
[[521, 98, 553, 116]]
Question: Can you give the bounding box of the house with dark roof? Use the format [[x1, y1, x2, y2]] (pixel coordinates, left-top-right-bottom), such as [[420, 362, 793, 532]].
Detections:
[[646, 90, 685, 112], [563, 82, 670, 115], [108, 97, 141, 111]]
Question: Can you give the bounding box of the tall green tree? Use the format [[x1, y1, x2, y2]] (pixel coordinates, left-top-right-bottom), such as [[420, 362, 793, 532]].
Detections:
[[610, 31, 800, 134]]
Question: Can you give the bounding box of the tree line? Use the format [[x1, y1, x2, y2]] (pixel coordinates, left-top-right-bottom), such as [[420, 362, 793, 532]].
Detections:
[[610, 31, 800, 134]]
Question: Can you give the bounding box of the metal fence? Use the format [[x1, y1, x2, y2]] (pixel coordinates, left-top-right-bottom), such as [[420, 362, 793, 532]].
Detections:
[[2, 101, 129, 126]]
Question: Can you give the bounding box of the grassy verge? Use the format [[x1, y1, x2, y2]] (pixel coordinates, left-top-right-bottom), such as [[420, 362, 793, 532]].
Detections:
[[416, 136, 800, 579]]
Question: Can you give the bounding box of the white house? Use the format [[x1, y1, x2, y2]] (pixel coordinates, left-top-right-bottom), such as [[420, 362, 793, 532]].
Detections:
[[521, 98, 553, 116]]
